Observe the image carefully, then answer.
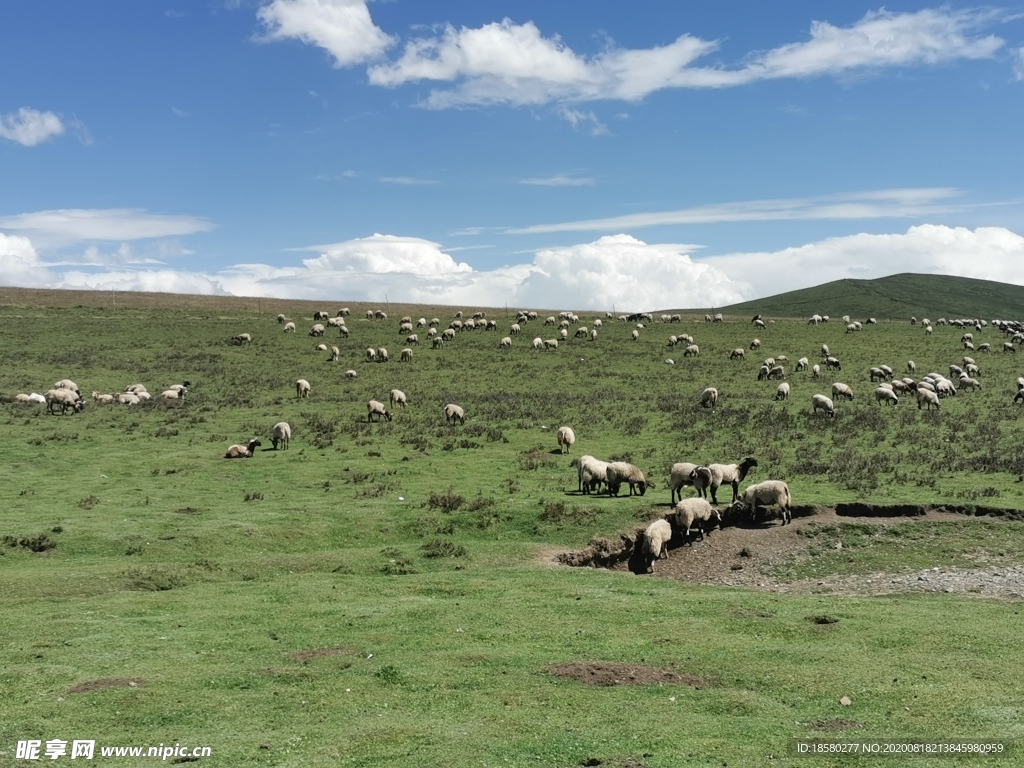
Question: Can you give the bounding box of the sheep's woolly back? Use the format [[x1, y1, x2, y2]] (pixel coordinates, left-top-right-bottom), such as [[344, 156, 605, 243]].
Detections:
[[673, 497, 722, 540], [271, 422, 291, 449], [735, 480, 792, 523], [557, 426, 576, 452], [643, 519, 673, 562], [576, 455, 609, 493]]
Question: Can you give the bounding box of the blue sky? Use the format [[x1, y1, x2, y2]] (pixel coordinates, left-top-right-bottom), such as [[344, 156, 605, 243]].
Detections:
[[2, 1, 1024, 310]]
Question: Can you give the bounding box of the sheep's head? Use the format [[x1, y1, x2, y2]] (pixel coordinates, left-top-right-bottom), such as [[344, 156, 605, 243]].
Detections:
[[247, 438, 262, 451]]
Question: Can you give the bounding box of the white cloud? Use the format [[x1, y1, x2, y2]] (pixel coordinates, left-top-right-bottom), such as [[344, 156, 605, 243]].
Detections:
[[0, 233, 55, 287], [509, 188, 965, 234], [355, 9, 1003, 108], [0, 208, 214, 248], [0, 108, 65, 147], [256, 0, 395, 67], [519, 174, 595, 187], [556, 106, 608, 135], [703, 224, 1024, 299], [1013, 46, 1024, 81], [378, 176, 438, 185]]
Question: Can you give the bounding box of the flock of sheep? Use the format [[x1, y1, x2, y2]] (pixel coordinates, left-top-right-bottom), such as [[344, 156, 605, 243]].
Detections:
[[12, 380, 191, 414]]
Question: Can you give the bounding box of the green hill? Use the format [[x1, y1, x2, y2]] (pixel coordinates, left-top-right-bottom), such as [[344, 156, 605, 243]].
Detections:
[[721, 273, 1024, 320]]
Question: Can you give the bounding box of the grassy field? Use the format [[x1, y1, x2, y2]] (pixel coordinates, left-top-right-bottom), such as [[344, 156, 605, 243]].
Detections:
[[2, 292, 1024, 767]]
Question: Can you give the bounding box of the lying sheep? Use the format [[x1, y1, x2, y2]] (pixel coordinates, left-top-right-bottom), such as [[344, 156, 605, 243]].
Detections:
[[577, 455, 609, 494], [390, 389, 408, 408], [225, 438, 261, 458], [643, 519, 673, 570], [161, 389, 185, 400], [315, 343, 328, 352], [444, 403, 466, 425], [700, 386, 718, 408], [14, 393, 32, 403], [367, 399, 393, 422], [672, 496, 722, 543], [605, 461, 652, 496], [557, 426, 576, 454], [117, 392, 141, 405], [732, 479, 792, 524], [296, 379, 311, 398], [668, 462, 711, 503], [271, 422, 291, 450], [812, 394, 835, 417], [91, 391, 115, 404], [707, 457, 758, 504]]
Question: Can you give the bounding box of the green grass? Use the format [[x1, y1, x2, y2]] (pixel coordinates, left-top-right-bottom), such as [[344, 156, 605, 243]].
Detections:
[[2, 294, 1024, 766]]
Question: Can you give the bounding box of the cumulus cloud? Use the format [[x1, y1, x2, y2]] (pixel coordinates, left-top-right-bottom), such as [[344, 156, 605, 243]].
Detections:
[[704, 224, 1024, 299], [0, 233, 55, 287], [256, 0, 395, 67], [0, 108, 65, 147], [0, 208, 214, 248], [350, 8, 1003, 108]]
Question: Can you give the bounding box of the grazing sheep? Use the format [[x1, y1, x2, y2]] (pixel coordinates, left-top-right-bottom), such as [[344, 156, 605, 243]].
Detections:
[[315, 344, 328, 352], [432, 337, 445, 349], [313, 311, 329, 321], [577, 455, 610, 494], [869, 367, 886, 382], [45, 388, 84, 415], [767, 365, 786, 380], [812, 364, 821, 378], [345, 369, 358, 378], [673, 497, 722, 543], [700, 386, 719, 408], [55, 379, 80, 394], [225, 438, 261, 458], [264, 421, 291, 451], [775, 382, 790, 401], [444, 403, 466, 425], [917, 388, 940, 410], [958, 375, 981, 391], [557, 426, 576, 454], [643, 519, 673, 568], [329, 346, 340, 362], [631, 329, 640, 341], [832, 382, 854, 401], [812, 394, 835, 417], [532, 337, 544, 350], [730, 348, 745, 360], [232, 333, 252, 345], [706, 457, 758, 504], [389, 389, 408, 408], [309, 324, 326, 337], [683, 344, 700, 357], [510, 323, 521, 335], [277, 314, 286, 323], [824, 356, 842, 370], [875, 387, 899, 406], [1005, 342, 1017, 353], [668, 462, 712, 503], [499, 336, 512, 349], [907, 360, 916, 372], [732, 480, 792, 524], [406, 334, 419, 345], [820, 344, 830, 357], [366, 347, 377, 361], [605, 461, 652, 496], [296, 379, 311, 398], [283, 322, 296, 333], [713, 313, 723, 322], [544, 339, 559, 349], [376, 347, 389, 363], [750, 338, 761, 350], [796, 357, 809, 372], [400, 348, 413, 362], [367, 399, 392, 422]]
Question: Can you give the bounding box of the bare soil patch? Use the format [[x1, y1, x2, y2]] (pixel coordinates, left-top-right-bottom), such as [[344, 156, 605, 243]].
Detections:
[[68, 678, 144, 693], [548, 662, 710, 688], [287, 647, 358, 664], [555, 505, 1024, 599]]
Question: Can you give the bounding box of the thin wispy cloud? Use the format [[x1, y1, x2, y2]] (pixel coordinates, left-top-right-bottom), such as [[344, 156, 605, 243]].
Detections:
[[519, 174, 596, 187], [508, 188, 967, 234], [171, 107, 189, 117], [0, 108, 65, 147], [379, 176, 439, 185], [265, 5, 1007, 109], [0, 208, 215, 248]]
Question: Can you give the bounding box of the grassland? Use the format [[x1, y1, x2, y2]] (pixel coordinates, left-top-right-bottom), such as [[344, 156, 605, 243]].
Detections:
[[2, 292, 1024, 767]]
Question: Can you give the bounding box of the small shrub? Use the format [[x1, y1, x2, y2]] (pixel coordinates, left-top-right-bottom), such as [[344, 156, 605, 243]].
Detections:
[[421, 539, 468, 558], [428, 490, 464, 513], [374, 664, 403, 684], [2, 533, 58, 552], [244, 491, 264, 502], [123, 566, 186, 591], [78, 496, 100, 510], [380, 556, 416, 575]]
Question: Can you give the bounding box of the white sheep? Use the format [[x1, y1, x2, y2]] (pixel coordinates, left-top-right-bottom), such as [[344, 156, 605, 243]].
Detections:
[[605, 462, 652, 496], [917, 388, 940, 410], [796, 357, 809, 371], [329, 346, 340, 362], [345, 369, 358, 378], [400, 348, 413, 362], [499, 336, 512, 349], [812, 394, 835, 417], [707, 457, 758, 504], [365, 347, 377, 361], [309, 324, 326, 337], [557, 426, 576, 454], [672, 496, 722, 543], [775, 382, 790, 400], [389, 389, 408, 408], [54, 379, 80, 394], [643, 519, 673, 568], [225, 438, 261, 458], [683, 344, 700, 357], [544, 339, 559, 349], [750, 338, 761, 350], [668, 462, 712, 503], [45, 388, 84, 415], [532, 337, 544, 350], [730, 348, 745, 360], [91, 391, 115, 404], [315, 343, 328, 352], [875, 387, 899, 406], [283, 322, 296, 333], [907, 360, 916, 372], [367, 399, 392, 422], [376, 347, 389, 363], [577, 455, 610, 494], [732, 479, 792, 524], [117, 392, 141, 405], [271, 422, 291, 450], [232, 333, 252, 345], [296, 379, 311, 398], [831, 382, 854, 401], [14, 393, 32, 403], [812, 364, 821, 379], [160, 389, 184, 400], [444, 403, 466, 425], [700, 387, 718, 408]]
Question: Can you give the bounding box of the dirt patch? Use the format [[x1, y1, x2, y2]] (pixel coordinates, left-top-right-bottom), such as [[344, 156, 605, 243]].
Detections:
[[548, 662, 710, 688], [811, 719, 865, 731], [555, 505, 1024, 599], [173, 507, 200, 515], [287, 647, 358, 664], [68, 678, 144, 694]]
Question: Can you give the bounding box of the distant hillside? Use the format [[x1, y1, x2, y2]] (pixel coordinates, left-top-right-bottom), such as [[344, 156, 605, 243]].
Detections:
[[721, 273, 1024, 321]]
